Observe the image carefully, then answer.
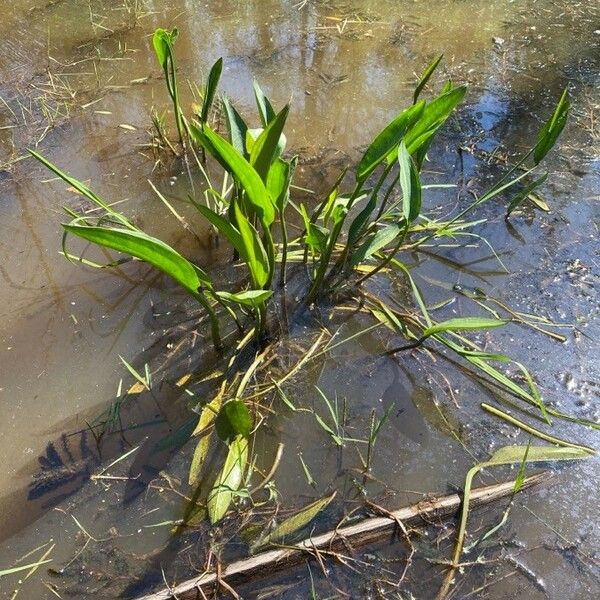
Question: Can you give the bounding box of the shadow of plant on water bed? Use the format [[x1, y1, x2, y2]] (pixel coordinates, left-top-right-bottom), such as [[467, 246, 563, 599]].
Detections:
[[19, 27, 598, 599]]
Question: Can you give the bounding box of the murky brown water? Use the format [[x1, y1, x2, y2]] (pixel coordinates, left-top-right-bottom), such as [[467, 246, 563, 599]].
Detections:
[[0, 0, 598, 598]]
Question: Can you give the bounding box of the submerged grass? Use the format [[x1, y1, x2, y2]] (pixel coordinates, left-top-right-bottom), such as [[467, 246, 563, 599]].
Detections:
[[27, 27, 595, 553]]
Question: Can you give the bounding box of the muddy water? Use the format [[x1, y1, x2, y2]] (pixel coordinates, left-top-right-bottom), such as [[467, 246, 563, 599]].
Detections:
[[0, 0, 599, 598]]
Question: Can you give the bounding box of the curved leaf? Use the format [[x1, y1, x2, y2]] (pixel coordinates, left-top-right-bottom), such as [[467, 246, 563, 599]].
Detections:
[[250, 105, 289, 181], [414, 54, 443, 104], [63, 224, 212, 294], [356, 101, 425, 182], [189, 123, 275, 226], [217, 289, 273, 307]]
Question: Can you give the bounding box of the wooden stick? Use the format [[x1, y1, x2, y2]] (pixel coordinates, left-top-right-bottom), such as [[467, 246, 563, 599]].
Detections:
[[135, 472, 549, 600]]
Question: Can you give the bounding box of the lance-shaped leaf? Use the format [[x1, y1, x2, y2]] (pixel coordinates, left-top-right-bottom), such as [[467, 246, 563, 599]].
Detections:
[[350, 224, 402, 267], [451, 445, 590, 564], [413, 54, 443, 104], [404, 85, 467, 159], [423, 317, 507, 338], [533, 88, 569, 165], [200, 58, 223, 123], [506, 174, 548, 216], [189, 123, 275, 226], [207, 435, 249, 523], [62, 224, 212, 294], [253, 80, 276, 126], [222, 95, 249, 157], [398, 141, 422, 222], [188, 393, 224, 485], [251, 492, 336, 551], [250, 105, 289, 181], [268, 157, 296, 212], [356, 101, 425, 182], [233, 201, 270, 288], [216, 289, 273, 308]]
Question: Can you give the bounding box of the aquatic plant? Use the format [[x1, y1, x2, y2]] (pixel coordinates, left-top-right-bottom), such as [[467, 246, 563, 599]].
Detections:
[[29, 35, 578, 527]]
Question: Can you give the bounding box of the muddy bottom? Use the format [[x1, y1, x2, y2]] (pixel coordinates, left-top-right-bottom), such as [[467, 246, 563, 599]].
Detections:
[[0, 0, 599, 598]]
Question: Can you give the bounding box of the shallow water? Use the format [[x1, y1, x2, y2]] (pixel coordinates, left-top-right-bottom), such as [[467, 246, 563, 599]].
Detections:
[[0, 0, 599, 598]]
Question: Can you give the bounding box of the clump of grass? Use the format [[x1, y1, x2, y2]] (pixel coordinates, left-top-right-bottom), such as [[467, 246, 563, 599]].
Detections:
[[29, 34, 580, 524]]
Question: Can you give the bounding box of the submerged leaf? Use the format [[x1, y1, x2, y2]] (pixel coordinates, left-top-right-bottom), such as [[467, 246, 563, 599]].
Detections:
[[506, 174, 548, 216], [215, 400, 253, 441], [251, 492, 336, 551], [207, 435, 249, 523], [188, 393, 224, 485]]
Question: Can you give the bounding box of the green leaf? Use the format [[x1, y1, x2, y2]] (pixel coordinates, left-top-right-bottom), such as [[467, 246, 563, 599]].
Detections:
[[222, 96, 249, 157], [533, 88, 569, 165], [398, 141, 422, 222], [194, 203, 245, 257], [414, 54, 443, 104], [487, 445, 589, 466], [267, 157, 296, 212], [506, 174, 548, 216], [215, 400, 253, 441], [188, 392, 225, 485], [305, 222, 330, 255], [63, 224, 212, 295], [253, 80, 276, 126], [451, 444, 590, 566], [189, 123, 275, 226], [152, 417, 196, 454], [200, 58, 223, 123], [233, 201, 270, 288], [350, 224, 401, 267], [251, 492, 336, 551], [29, 150, 129, 225], [250, 105, 289, 181], [423, 317, 507, 338], [207, 435, 249, 523], [356, 101, 425, 182], [152, 28, 170, 68], [216, 289, 273, 307], [404, 85, 467, 158]]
